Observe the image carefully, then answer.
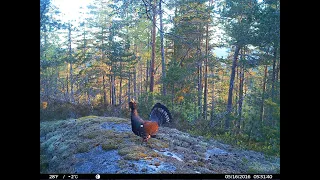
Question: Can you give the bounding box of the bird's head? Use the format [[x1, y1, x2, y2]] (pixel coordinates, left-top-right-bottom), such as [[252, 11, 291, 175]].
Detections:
[[129, 100, 137, 110]]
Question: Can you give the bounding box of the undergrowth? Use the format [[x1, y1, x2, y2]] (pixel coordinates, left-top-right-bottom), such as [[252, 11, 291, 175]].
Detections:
[[170, 113, 280, 157], [40, 101, 130, 121], [40, 96, 279, 158], [187, 126, 280, 157]]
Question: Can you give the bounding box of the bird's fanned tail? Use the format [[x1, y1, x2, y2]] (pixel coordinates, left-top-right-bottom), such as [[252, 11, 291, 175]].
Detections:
[[149, 103, 172, 126]]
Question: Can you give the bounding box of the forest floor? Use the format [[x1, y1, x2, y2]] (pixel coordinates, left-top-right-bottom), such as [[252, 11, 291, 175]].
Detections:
[[40, 116, 280, 174]]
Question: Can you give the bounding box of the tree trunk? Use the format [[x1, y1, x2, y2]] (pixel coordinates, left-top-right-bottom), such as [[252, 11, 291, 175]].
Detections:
[[146, 58, 149, 93], [276, 59, 280, 84], [171, 85, 175, 109], [210, 65, 215, 127], [87, 90, 91, 106], [128, 70, 131, 102], [197, 32, 202, 119], [140, 60, 143, 97], [173, 6, 178, 64], [60, 76, 65, 101], [159, 0, 166, 96], [271, 47, 277, 101], [110, 74, 112, 106], [119, 76, 122, 106], [66, 74, 69, 101], [68, 23, 74, 103], [203, 23, 209, 120], [43, 25, 47, 60], [118, 60, 123, 106], [44, 76, 49, 102], [149, 0, 157, 92], [235, 66, 239, 115], [133, 67, 137, 100], [111, 75, 116, 106], [86, 75, 91, 106], [146, 29, 150, 93], [226, 45, 241, 130], [101, 26, 107, 106], [270, 46, 277, 126], [198, 61, 202, 118], [103, 73, 107, 107], [260, 64, 268, 123], [238, 63, 245, 131], [134, 44, 137, 100], [237, 48, 245, 132]]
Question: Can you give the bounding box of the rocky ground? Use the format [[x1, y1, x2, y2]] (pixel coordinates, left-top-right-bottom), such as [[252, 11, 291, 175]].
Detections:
[[40, 116, 280, 174]]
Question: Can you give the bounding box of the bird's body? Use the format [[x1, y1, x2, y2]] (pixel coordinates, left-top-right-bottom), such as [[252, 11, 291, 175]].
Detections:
[[129, 101, 172, 143]]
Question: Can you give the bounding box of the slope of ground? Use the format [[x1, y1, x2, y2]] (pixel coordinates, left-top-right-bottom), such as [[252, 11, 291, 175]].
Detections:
[[40, 116, 280, 174]]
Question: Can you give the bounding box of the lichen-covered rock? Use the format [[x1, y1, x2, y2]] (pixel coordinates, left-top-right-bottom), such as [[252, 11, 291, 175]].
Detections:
[[40, 116, 280, 174]]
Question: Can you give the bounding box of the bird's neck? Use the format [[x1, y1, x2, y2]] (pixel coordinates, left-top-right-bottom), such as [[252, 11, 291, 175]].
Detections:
[[131, 109, 144, 122], [131, 109, 139, 116]]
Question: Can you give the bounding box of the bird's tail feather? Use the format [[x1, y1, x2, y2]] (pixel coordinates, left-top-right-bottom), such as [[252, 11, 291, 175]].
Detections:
[[149, 103, 172, 126]]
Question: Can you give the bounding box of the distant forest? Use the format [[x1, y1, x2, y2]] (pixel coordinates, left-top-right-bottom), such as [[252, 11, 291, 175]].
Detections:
[[40, 0, 280, 156]]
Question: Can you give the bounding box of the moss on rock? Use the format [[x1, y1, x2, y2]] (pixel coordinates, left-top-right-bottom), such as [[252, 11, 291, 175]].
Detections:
[[81, 131, 100, 139], [101, 139, 120, 150], [146, 138, 169, 150], [78, 115, 99, 121], [76, 142, 92, 153], [124, 152, 148, 160], [40, 155, 49, 172]]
